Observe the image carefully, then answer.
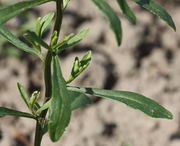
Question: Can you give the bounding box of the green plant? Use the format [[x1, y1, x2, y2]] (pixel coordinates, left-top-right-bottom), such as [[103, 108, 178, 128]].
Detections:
[[0, 0, 176, 145]]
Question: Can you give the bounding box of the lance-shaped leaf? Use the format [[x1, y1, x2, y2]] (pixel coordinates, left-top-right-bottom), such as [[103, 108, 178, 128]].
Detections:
[[92, 0, 122, 46], [48, 56, 71, 142], [0, 25, 43, 60], [0, 0, 53, 24], [54, 29, 90, 52], [0, 107, 35, 119], [67, 86, 173, 119], [36, 12, 54, 37], [17, 83, 30, 109], [117, 0, 136, 24], [132, 0, 176, 30], [24, 30, 51, 50]]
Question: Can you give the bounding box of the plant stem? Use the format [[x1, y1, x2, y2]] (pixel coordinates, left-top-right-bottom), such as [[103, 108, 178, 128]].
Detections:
[[34, 0, 64, 145], [54, 0, 64, 37], [34, 120, 43, 146]]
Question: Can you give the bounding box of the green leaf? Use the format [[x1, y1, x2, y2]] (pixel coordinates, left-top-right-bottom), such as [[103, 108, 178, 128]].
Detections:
[[36, 99, 51, 115], [48, 56, 71, 142], [132, 0, 176, 30], [0, 107, 35, 119], [24, 32, 41, 51], [36, 91, 91, 114], [55, 29, 90, 51], [66, 51, 92, 84], [0, 25, 43, 60], [69, 91, 92, 110], [50, 31, 58, 49], [17, 83, 30, 108], [92, 0, 122, 46], [67, 86, 173, 119], [36, 12, 54, 37], [63, 0, 70, 9], [29, 91, 41, 111], [24, 30, 51, 50], [117, 0, 136, 24], [0, 0, 53, 24]]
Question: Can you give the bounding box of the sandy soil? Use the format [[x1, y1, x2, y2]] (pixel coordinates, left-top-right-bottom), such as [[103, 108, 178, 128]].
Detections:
[[0, 0, 180, 146]]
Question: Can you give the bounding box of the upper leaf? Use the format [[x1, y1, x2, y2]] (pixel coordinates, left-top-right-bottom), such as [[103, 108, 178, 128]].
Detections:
[[0, 0, 53, 24], [17, 83, 30, 109], [67, 51, 92, 84], [36, 12, 55, 37], [0, 25, 43, 60], [67, 86, 173, 119], [48, 56, 71, 142], [54, 29, 90, 52], [132, 0, 176, 30], [24, 30, 51, 50], [92, 0, 122, 46], [117, 0, 136, 24], [0, 107, 35, 119]]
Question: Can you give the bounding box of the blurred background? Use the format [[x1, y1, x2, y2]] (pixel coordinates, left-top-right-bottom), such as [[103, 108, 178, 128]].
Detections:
[[0, 0, 180, 146]]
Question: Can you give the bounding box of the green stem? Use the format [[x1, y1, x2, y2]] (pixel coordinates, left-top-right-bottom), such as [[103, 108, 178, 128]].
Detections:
[[54, 0, 64, 37], [44, 51, 52, 99], [34, 0, 64, 145], [34, 120, 43, 146]]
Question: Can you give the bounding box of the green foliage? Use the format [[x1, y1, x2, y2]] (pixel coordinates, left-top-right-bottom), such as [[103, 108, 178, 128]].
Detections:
[[54, 29, 90, 52], [0, 0, 176, 145], [92, 0, 175, 45], [24, 30, 51, 50], [48, 56, 71, 142], [69, 91, 92, 110], [67, 51, 92, 84], [0, 25, 43, 59], [17, 83, 30, 109], [92, 0, 122, 46], [117, 0, 136, 24], [67, 86, 173, 119], [36, 12, 54, 37], [0, 107, 35, 119], [0, 0, 52, 24], [133, 0, 176, 30], [35, 91, 91, 114]]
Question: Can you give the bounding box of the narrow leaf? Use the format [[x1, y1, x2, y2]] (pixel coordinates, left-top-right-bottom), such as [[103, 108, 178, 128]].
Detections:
[[55, 29, 90, 51], [0, 25, 43, 59], [36, 99, 51, 115], [36, 12, 54, 37], [68, 86, 173, 119], [67, 51, 91, 84], [24, 30, 51, 50], [117, 0, 136, 24], [92, 0, 122, 46], [69, 91, 92, 110], [132, 0, 176, 30], [48, 56, 71, 142], [0, 0, 53, 24], [0, 107, 35, 119], [17, 83, 30, 108]]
